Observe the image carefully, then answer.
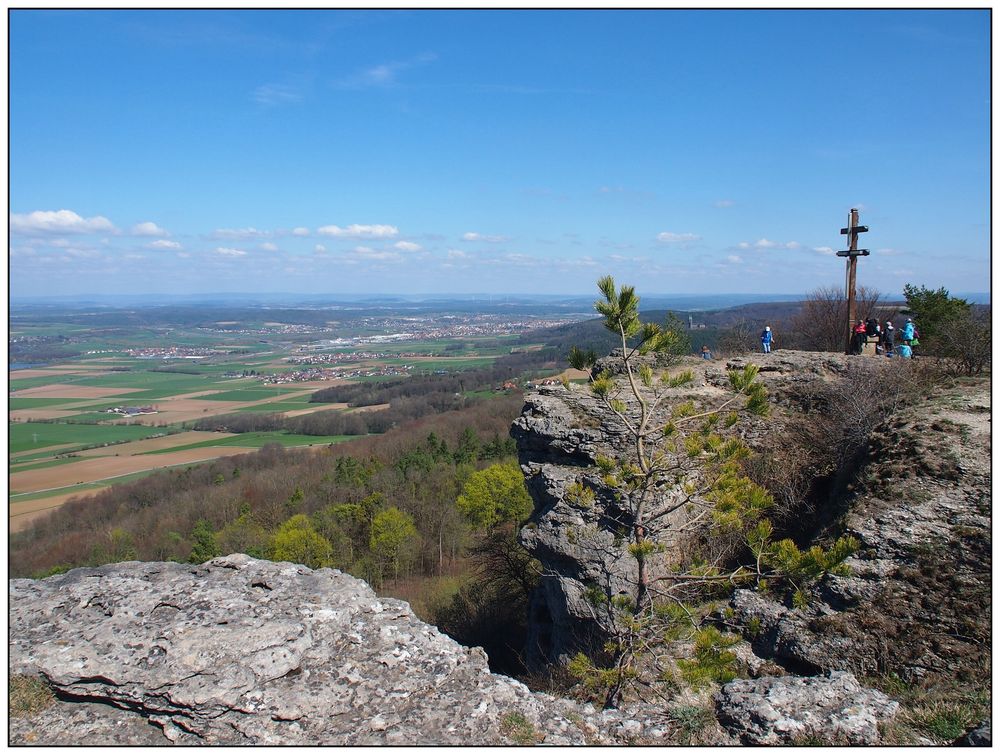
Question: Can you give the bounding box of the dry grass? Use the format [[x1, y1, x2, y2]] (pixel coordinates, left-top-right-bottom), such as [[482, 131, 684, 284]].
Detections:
[[869, 670, 991, 745], [9, 675, 55, 718]]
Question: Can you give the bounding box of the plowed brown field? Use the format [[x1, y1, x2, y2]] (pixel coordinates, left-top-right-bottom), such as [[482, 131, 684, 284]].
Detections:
[[12, 384, 144, 399], [10, 446, 260, 495], [74, 431, 237, 457]]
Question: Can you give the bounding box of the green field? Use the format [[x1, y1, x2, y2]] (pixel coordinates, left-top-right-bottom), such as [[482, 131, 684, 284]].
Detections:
[[408, 357, 496, 371], [235, 400, 318, 413], [200, 387, 306, 402], [9, 397, 83, 409], [10, 375, 93, 391], [9, 457, 81, 473], [9, 422, 168, 454], [142, 431, 355, 453], [60, 411, 133, 424]]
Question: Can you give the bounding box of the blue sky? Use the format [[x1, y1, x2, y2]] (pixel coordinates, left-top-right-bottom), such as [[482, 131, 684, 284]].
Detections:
[[8, 9, 991, 299]]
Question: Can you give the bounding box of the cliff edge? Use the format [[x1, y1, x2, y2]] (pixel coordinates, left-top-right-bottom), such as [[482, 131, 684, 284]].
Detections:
[[9, 555, 666, 745]]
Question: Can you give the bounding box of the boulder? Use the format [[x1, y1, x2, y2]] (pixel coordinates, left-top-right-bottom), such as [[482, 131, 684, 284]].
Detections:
[[714, 670, 899, 745], [9, 555, 668, 746], [955, 720, 991, 747]]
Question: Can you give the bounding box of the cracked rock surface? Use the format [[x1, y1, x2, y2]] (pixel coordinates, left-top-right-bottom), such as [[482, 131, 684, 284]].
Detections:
[[9, 555, 671, 746], [714, 670, 899, 745]]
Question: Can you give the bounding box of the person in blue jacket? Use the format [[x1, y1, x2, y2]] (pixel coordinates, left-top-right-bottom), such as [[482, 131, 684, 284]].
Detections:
[[760, 326, 773, 353], [902, 319, 916, 345]]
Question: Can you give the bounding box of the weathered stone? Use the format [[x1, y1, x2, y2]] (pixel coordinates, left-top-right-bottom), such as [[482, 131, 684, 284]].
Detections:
[[727, 374, 991, 684], [955, 719, 991, 746], [9, 555, 675, 746], [513, 350, 864, 667], [714, 670, 899, 745]]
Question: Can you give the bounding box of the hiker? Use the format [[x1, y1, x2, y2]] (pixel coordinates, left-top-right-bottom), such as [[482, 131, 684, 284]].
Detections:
[[865, 317, 879, 338], [851, 321, 867, 355], [760, 326, 773, 353], [880, 320, 895, 357], [701, 344, 712, 360], [902, 318, 916, 345]]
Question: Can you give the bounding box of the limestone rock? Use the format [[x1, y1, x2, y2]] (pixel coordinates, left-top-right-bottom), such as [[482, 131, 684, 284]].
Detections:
[[955, 719, 991, 746], [714, 670, 899, 745], [511, 350, 869, 668], [728, 377, 991, 684], [9, 555, 669, 746]]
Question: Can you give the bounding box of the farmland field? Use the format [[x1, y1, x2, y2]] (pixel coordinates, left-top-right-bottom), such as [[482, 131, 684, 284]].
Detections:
[[9, 301, 585, 529]]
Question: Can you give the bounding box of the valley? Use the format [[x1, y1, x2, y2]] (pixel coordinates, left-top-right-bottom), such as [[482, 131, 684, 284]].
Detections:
[[8, 300, 591, 531]]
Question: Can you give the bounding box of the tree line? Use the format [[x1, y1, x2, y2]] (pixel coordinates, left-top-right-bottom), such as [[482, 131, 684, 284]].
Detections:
[[190, 348, 568, 437], [11, 394, 525, 583]]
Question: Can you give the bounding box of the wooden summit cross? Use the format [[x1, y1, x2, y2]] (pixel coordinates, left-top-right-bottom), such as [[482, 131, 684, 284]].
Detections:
[[837, 208, 870, 354]]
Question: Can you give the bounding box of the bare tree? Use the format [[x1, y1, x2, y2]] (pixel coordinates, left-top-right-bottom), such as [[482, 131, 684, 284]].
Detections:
[[716, 318, 760, 356], [788, 285, 885, 352]]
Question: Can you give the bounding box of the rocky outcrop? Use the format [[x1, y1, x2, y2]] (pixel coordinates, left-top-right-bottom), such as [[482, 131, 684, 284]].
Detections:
[[511, 349, 869, 667], [727, 374, 991, 684], [511, 348, 988, 741], [9, 555, 674, 746], [512, 352, 741, 667], [955, 720, 991, 746], [714, 670, 899, 745]]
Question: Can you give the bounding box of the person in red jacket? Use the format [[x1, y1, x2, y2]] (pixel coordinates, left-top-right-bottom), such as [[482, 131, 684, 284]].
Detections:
[[851, 321, 867, 355]]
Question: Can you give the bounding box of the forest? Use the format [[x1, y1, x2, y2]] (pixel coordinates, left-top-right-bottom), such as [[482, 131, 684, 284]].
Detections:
[[10, 393, 536, 673]]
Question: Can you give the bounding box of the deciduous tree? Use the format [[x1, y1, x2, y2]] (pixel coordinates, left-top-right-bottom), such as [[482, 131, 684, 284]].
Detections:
[[457, 462, 533, 530], [269, 513, 333, 569]]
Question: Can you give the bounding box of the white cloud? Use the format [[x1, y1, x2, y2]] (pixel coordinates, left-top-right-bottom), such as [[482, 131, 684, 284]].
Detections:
[[148, 239, 182, 250], [259, 242, 279, 252], [334, 52, 437, 89], [877, 247, 903, 256], [713, 199, 735, 208], [462, 232, 508, 243], [812, 246, 835, 256], [656, 231, 701, 244], [252, 84, 301, 106], [314, 244, 327, 253], [739, 238, 801, 250], [501, 253, 539, 267], [292, 227, 310, 237], [11, 209, 115, 235], [63, 247, 101, 258], [318, 224, 399, 238], [607, 254, 651, 264], [447, 249, 469, 259], [177, 252, 191, 258], [215, 247, 248, 257], [393, 241, 422, 252], [132, 221, 169, 237], [560, 256, 598, 268], [727, 255, 744, 264], [353, 245, 401, 261], [211, 227, 269, 240]]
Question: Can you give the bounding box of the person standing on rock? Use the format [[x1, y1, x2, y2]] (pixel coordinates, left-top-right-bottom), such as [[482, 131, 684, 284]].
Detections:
[[880, 321, 896, 357], [902, 318, 916, 346], [701, 344, 712, 360], [760, 326, 773, 354]]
